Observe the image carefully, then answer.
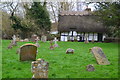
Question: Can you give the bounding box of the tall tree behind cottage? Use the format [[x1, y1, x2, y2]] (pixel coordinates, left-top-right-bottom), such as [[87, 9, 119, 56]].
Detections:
[[94, 2, 120, 37]]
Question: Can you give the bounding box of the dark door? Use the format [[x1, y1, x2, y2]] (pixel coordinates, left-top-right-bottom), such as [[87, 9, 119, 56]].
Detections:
[[98, 33, 103, 42]]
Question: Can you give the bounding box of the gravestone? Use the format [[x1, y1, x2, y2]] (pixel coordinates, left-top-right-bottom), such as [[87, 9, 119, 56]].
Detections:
[[24, 38, 29, 42], [66, 48, 74, 54], [35, 37, 40, 47], [90, 47, 110, 65], [31, 34, 38, 42], [31, 58, 49, 78], [8, 39, 17, 49], [12, 35, 17, 46], [41, 35, 47, 42], [86, 64, 95, 71], [19, 43, 37, 61], [12, 35, 16, 42], [53, 37, 59, 47], [49, 40, 54, 50], [84, 33, 89, 43], [91, 39, 95, 43], [74, 36, 77, 42]]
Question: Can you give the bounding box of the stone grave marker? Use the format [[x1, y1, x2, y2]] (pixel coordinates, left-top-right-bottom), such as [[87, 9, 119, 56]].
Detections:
[[49, 40, 54, 50], [12, 35, 17, 46], [41, 35, 47, 42], [86, 64, 95, 71], [66, 48, 74, 54], [35, 37, 40, 47], [31, 34, 38, 42], [24, 38, 29, 42], [31, 58, 49, 78], [90, 47, 110, 65], [91, 39, 95, 43], [84, 33, 89, 43], [53, 37, 59, 47], [19, 43, 37, 61]]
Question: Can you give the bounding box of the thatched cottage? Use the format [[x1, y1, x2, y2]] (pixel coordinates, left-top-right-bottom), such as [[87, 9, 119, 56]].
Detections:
[[58, 10, 106, 42]]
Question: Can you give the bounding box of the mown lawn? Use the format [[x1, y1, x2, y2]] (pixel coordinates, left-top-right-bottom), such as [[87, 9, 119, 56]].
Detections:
[[2, 40, 118, 78]]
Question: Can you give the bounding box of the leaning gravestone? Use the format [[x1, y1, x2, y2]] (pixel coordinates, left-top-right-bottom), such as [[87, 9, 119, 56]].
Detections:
[[90, 47, 110, 65], [66, 48, 74, 54], [31, 58, 49, 78], [19, 43, 37, 61]]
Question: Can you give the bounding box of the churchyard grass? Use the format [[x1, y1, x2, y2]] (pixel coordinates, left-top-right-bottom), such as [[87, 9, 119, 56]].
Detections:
[[2, 40, 118, 78]]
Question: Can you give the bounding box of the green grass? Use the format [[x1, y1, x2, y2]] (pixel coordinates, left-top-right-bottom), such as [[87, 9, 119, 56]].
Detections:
[[2, 40, 118, 78]]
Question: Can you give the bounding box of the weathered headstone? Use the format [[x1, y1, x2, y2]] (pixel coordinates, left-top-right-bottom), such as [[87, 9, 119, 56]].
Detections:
[[31, 58, 49, 78], [41, 35, 47, 42], [53, 37, 59, 47], [35, 37, 40, 47], [19, 43, 37, 61], [84, 33, 89, 43], [12, 35, 16, 42], [31, 34, 38, 42], [66, 48, 74, 54], [86, 64, 95, 71], [12, 35, 17, 46], [90, 47, 110, 65], [49, 40, 54, 50]]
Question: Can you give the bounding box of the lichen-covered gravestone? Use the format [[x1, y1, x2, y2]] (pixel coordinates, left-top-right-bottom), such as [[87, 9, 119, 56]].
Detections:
[[90, 47, 110, 65], [19, 43, 37, 61], [31, 58, 49, 78]]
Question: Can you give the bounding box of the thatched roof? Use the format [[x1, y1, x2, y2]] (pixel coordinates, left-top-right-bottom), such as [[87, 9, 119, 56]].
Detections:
[[58, 11, 106, 33]]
